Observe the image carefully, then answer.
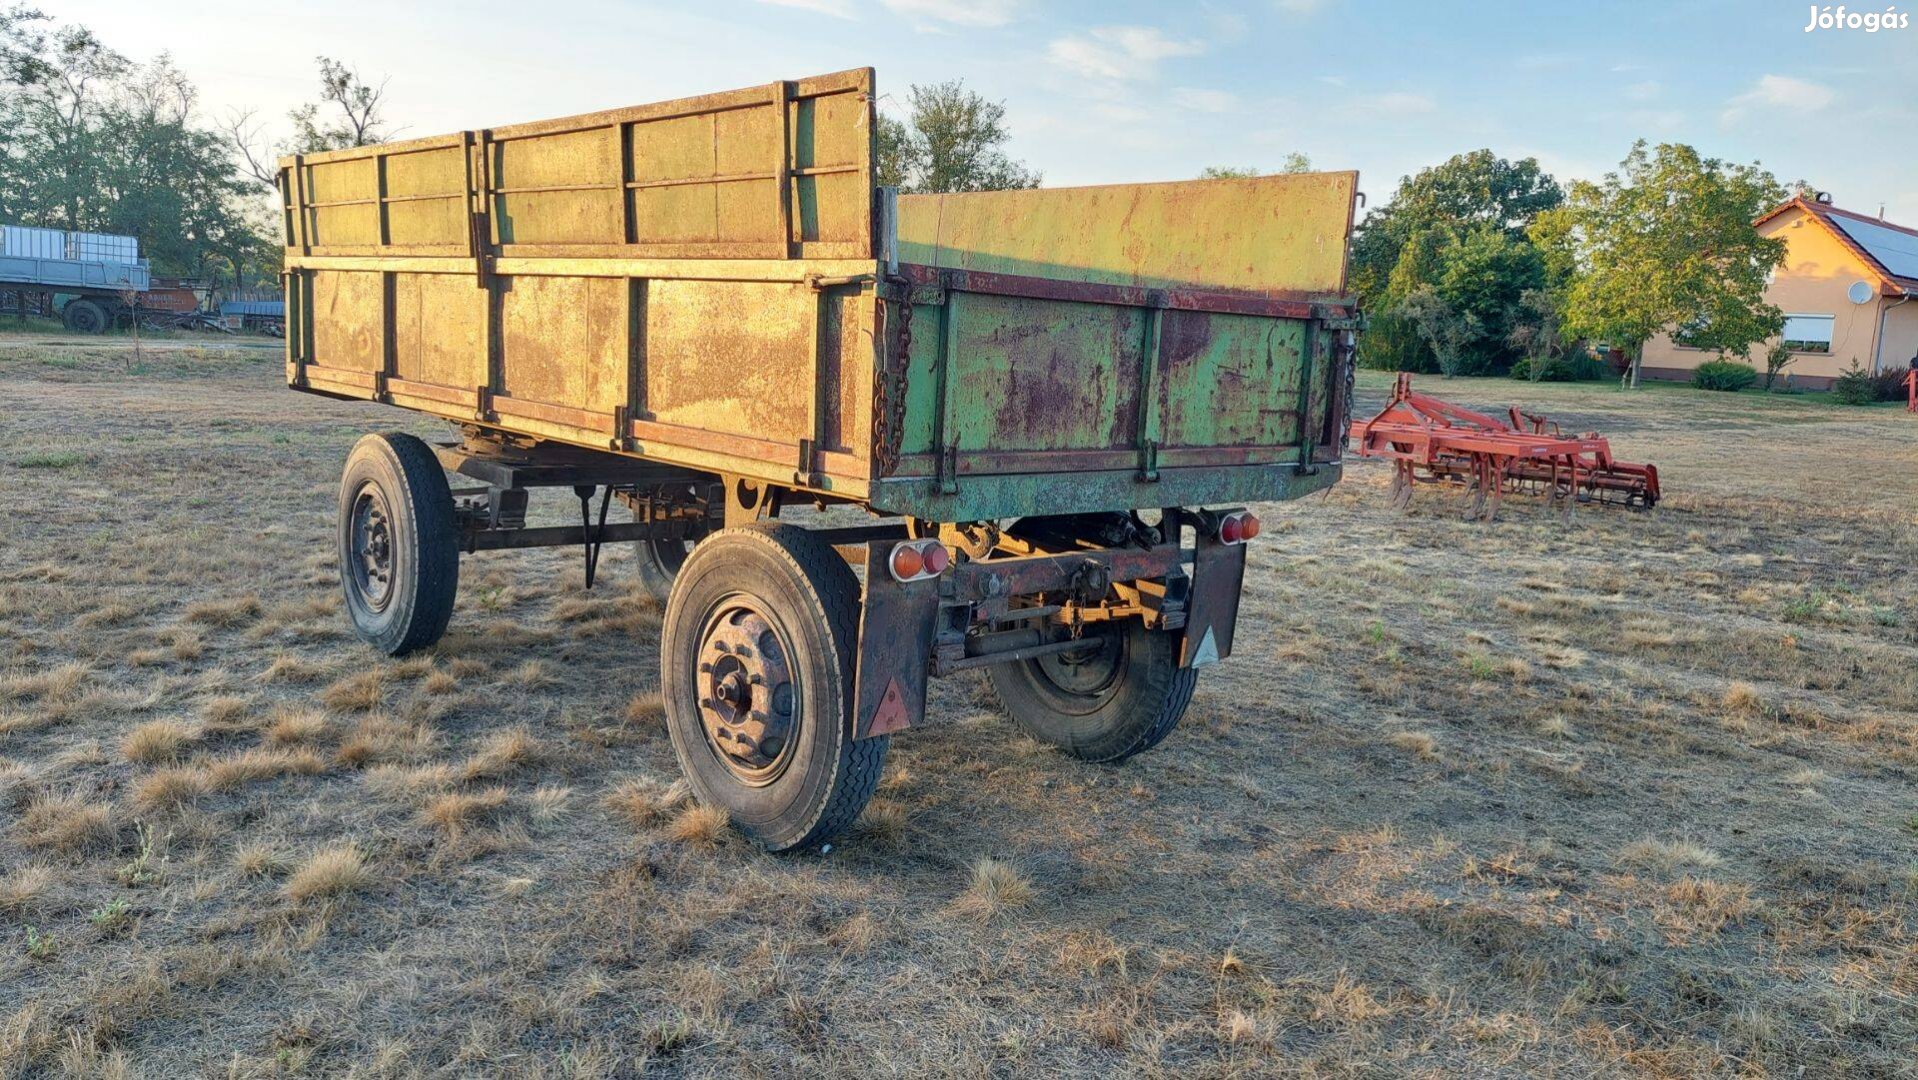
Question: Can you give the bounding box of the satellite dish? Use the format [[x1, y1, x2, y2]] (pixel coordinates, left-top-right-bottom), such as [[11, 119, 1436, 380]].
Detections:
[[1847, 280, 1874, 304]]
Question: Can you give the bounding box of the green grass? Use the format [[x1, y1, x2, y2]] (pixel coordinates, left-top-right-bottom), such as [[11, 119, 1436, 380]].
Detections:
[[12, 450, 88, 469]]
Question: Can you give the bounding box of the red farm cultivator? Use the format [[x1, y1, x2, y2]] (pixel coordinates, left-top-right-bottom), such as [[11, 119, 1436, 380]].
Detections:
[[1348, 374, 1660, 521]]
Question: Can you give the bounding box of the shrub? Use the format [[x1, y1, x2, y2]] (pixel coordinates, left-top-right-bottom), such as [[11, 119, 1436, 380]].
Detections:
[[1761, 343, 1793, 390], [1830, 362, 1878, 405], [1868, 369, 1910, 402], [1512, 354, 1604, 382], [1691, 360, 1757, 392]]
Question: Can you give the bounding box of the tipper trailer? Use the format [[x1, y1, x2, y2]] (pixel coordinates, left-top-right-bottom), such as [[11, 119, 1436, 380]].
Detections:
[[281, 68, 1360, 850]]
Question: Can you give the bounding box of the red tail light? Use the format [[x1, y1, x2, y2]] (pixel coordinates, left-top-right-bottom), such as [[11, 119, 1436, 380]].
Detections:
[[1220, 515, 1244, 544], [921, 542, 950, 575], [888, 539, 948, 582], [1241, 513, 1261, 539]]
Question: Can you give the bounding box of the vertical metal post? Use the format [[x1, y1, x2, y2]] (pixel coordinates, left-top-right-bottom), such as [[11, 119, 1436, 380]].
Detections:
[[1137, 297, 1165, 481], [375, 152, 391, 247], [773, 81, 794, 258], [932, 278, 960, 495], [1293, 318, 1318, 475]]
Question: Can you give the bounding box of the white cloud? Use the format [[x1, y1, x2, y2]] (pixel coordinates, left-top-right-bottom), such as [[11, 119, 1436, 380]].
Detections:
[[1172, 87, 1239, 113], [754, 0, 856, 17], [1274, 0, 1330, 13], [878, 0, 1020, 27], [1046, 25, 1205, 81], [1722, 74, 1836, 125], [1623, 80, 1661, 101], [1351, 91, 1437, 116]]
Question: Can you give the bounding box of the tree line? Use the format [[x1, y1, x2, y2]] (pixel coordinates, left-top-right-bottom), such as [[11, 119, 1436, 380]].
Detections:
[[0, 6, 389, 291], [1351, 144, 1791, 386], [0, 6, 1795, 377]]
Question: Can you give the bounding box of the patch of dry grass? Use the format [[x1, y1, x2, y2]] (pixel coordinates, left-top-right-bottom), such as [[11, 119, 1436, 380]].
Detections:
[[285, 843, 371, 902], [264, 705, 331, 746], [1619, 837, 1724, 875], [121, 718, 196, 764], [666, 803, 729, 848], [184, 594, 262, 627], [321, 669, 383, 712], [421, 787, 511, 836], [18, 793, 116, 851], [954, 857, 1034, 919], [459, 727, 541, 781]]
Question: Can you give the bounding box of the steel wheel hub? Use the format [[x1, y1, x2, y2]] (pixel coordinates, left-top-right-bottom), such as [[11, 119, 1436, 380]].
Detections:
[[1036, 627, 1123, 697], [696, 602, 797, 783], [350, 487, 395, 609]]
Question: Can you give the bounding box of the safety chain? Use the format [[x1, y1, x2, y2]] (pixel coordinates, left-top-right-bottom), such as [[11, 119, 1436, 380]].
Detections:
[[871, 281, 913, 477]]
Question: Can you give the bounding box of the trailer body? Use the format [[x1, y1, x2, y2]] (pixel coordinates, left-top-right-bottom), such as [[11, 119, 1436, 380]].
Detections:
[[279, 68, 1357, 523], [283, 68, 1361, 852]]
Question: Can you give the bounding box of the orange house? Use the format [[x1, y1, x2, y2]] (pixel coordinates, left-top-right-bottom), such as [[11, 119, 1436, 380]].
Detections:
[[1640, 196, 1918, 389]]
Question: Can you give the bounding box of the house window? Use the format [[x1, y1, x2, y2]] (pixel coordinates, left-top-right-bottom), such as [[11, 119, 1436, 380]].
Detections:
[[1781, 314, 1834, 353]]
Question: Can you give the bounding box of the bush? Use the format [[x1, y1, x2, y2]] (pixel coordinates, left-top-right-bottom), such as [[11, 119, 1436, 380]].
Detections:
[[1691, 359, 1757, 392], [1511, 353, 1609, 382], [1868, 369, 1910, 402], [1831, 363, 1879, 405]]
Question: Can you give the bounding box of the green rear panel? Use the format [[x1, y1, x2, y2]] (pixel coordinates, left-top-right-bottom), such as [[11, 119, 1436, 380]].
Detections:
[[871, 288, 1342, 522]]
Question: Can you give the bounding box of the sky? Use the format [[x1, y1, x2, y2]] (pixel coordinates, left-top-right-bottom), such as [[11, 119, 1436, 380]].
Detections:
[[39, 0, 1918, 221]]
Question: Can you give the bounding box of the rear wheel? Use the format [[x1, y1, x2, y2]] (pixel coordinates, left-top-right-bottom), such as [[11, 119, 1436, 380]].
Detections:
[[337, 433, 459, 656], [988, 618, 1197, 764], [62, 299, 108, 334], [630, 485, 714, 604], [660, 524, 885, 852]]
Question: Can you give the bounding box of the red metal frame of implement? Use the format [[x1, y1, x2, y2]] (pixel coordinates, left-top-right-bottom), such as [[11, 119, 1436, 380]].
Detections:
[[1348, 374, 1660, 520]]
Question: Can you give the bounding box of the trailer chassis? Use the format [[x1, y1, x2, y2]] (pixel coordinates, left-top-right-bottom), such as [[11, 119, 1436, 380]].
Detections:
[[422, 434, 1248, 751]]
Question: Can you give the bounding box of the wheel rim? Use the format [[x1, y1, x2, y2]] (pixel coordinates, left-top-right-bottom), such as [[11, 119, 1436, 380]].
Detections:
[[349, 483, 396, 611], [693, 596, 801, 786], [1029, 626, 1125, 715]]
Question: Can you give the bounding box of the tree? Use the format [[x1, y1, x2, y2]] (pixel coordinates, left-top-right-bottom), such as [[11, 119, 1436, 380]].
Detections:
[[1534, 141, 1787, 387], [1352, 151, 1562, 375], [1394, 286, 1480, 377], [230, 56, 392, 187], [0, 11, 270, 289], [876, 80, 1038, 194], [1352, 149, 1562, 302], [1199, 153, 1311, 180]]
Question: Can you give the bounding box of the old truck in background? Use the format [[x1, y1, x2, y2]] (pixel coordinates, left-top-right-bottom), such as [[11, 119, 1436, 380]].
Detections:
[[0, 224, 150, 332], [280, 68, 1359, 851]]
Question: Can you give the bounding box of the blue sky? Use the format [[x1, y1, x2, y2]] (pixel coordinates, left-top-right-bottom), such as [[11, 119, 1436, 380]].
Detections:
[[49, 0, 1918, 220]]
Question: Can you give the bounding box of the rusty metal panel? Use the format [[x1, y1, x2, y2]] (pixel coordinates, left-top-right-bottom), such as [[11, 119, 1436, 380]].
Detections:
[[1156, 308, 1308, 450], [642, 280, 816, 445], [851, 542, 939, 740], [384, 145, 468, 249], [309, 270, 383, 371], [896, 172, 1357, 298], [281, 68, 874, 261], [939, 291, 1145, 454], [498, 275, 629, 417], [493, 128, 623, 246], [392, 273, 486, 389]]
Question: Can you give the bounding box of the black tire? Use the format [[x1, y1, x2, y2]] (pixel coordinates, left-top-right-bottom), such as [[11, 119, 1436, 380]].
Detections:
[[337, 433, 459, 656], [63, 299, 107, 334], [631, 490, 712, 604], [660, 524, 885, 852], [987, 619, 1198, 764]]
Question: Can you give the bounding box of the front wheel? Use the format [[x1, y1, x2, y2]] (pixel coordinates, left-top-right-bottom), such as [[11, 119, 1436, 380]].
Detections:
[[987, 620, 1198, 763], [660, 524, 885, 852], [337, 433, 459, 656]]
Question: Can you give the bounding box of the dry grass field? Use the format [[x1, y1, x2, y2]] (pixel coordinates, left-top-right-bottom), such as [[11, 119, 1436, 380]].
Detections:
[[2, 335, 1916, 1078]]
